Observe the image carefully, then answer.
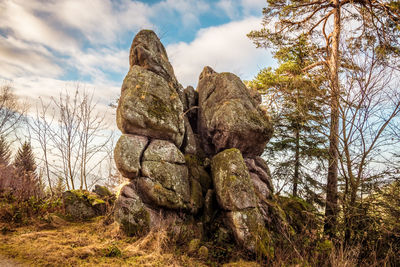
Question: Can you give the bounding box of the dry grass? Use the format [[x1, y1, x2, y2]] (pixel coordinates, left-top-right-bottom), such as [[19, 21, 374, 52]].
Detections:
[[0, 216, 208, 267]]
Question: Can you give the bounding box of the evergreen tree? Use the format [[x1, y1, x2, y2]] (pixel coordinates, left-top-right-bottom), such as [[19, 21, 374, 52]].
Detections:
[[248, 0, 400, 237], [14, 141, 36, 175], [13, 141, 40, 199], [248, 38, 328, 201]]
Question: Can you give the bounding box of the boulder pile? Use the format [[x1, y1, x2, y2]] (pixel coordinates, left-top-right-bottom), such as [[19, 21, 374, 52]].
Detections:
[[114, 29, 281, 253]]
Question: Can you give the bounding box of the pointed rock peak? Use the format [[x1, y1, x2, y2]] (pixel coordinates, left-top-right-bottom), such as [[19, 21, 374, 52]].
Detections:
[[130, 30, 167, 66], [129, 29, 178, 87], [199, 66, 216, 80]]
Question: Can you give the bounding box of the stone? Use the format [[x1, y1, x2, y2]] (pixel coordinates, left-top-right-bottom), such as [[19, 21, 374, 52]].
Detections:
[[211, 148, 257, 211], [197, 66, 273, 156], [226, 209, 265, 253], [203, 189, 218, 224], [141, 161, 190, 200], [114, 134, 148, 179], [143, 139, 185, 164], [181, 117, 199, 155], [198, 246, 209, 258], [136, 177, 189, 210], [134, 139, 191, 210], [113, 30, 290, 254], [129, 30, 180, 91], [63, 190, 106, 220], [189, 178, 204, 214], [245, 157, 277, 221], [244, 157, 274, 193], [114, 184, 150, 236], [93, 185, 113, 198], [117, 66, 185, 147]]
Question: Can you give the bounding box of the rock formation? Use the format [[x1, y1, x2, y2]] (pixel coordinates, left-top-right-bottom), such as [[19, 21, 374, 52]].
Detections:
[[114, 29, 284, 254]]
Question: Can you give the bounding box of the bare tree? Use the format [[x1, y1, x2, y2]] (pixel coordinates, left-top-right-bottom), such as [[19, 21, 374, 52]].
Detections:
[[29, 98, 56, 195], [29, 86, 115, 191], [0, 83, 27, 138], [338, 45, 400, 244], [50, 89, 82, 190], [77, 90, 113, 190]]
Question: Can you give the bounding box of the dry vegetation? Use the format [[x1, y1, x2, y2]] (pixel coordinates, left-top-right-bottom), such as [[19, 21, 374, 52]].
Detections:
[[0, 216, 260, 267], [0, 217, 202, 267]]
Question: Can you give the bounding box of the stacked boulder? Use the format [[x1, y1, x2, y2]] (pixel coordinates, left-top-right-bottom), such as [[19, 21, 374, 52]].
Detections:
[[114, 29, 280, 252]]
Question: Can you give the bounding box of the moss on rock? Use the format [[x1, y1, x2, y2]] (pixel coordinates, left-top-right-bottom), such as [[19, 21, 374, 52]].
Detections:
[[211, 148, 257, 211], [62, 190, 106, 221]]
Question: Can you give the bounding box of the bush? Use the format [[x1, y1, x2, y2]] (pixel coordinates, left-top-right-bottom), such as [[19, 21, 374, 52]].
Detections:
[[0, 195, 63, 225]]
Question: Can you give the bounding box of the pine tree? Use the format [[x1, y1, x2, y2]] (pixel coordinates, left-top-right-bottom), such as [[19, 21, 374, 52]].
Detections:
[[248, 0, 400, 237], [13, 142, 39, 199], [248, 37, 328, 201], [14, 142, 36, 175]]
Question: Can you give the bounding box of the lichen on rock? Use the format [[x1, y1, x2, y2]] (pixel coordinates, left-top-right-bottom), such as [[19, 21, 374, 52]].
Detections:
[[211, 148, 257, 211]]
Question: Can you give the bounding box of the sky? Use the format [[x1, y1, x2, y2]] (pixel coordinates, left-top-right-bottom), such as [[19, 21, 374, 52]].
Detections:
[[0, 0, 274, 112]]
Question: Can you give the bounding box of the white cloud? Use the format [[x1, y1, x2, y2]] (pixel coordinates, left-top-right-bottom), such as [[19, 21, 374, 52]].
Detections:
[[45, 0, 153, 44], [154, 0, 210, 27], [240, 0, 266, 15], [216, 0, 265, 18], [166, 17, 274, 87], [217, 0, 239, 19], [0, 0, 79, 54], [10, 76, 120, 126], [0, 36, 63, 78]]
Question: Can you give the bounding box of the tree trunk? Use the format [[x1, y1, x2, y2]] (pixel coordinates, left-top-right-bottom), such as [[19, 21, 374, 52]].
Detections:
[[324, 0, 341, 238], [293, 126, 300, 197]]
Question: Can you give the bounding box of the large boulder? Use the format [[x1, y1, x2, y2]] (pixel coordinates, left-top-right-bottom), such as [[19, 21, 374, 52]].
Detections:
[[197, 66, 273, 157], [114, 184, 150, 236], [211, 148, 265, 252], [63, 190, 106, 220], [114, 134, 148, 179], [226, 209, 265, 252], [211, 148, 257, 211], [143, 139, 185, 164], [117, 66, 185, 147], [137, 139, 190, 210], [129, 29, 180, 92]]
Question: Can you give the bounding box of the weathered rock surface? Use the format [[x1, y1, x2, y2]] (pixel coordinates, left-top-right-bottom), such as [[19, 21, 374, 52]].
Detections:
[[143, 139, 185, 164], [197, 66, 273, 156], [117, 66, 185, 147], [211, 148, 265, 252], [211, 149, 257, 211], [129, 29, 180, 92], [226, 209, 265, 252], [63, 190, 106, 220], [138, 139, 190, 209], [114, 184, 150, 236], [114, 134, 148, 179], [245, 157, 274, 199], [93, 185, 113, 198], [182, 117, 199, 155]]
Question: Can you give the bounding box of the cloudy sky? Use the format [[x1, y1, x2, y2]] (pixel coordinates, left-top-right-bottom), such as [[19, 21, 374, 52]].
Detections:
[[0, 0, 274, 109]]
